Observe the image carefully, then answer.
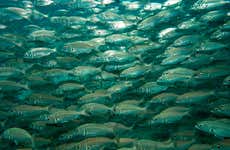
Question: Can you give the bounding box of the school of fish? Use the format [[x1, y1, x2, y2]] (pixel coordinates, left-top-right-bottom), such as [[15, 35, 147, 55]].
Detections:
[[0, 0, 229, 149]]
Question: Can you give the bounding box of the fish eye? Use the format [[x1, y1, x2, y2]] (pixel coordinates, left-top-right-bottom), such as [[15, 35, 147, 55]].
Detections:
[[86, 111, 92, 115], [217, 144, 221, 149], [153, 118, 158, 121], [210, 128, 214, 133], [196, 124, 202, 128], [111, 113, 116, 117]]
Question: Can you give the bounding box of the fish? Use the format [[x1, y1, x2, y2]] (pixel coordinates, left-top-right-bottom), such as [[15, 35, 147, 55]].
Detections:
[[223, 75, 230, 86], [194, 65, 230, 80], [161, 54, 190, 66], [107, 81, 134, 96], [58, 123, 115, 142], [0, 67, 25, 80], [212, 139, 230, 150], [134, 139, 175, 150], [211, 104, 230, 117], [43, 110, 88, 124], [24, 47, 56, 59], [25, 93, 63, 106], [113, 103, 151, 125], [157, 67, 195, 87], [188, 144, 212, 150], [199, 10, 227, 23], [105, 34, 132, 46], [78, 103, 114, 119], [128, 43, 161, 56], [28, 29, 56, 43], [34, 0, 54, 7], [0, 52, 15, 62], [176, 90, 215, 105], [197, 41, 227, 53], [78, 90, 112, 106], [33, 136, 51, 148], [119, 65, 150, 79], [104, 122, 132, 137], [195, 119, 230, 138], [56, 137, 117, 150], [90, 50, 137, 65], [9, 104, 50, 118], [0, 7, 31, 21], [0, 80, 28, 92], [117, 138, 136, 148], [50, 16, 88, 27], [62, 41, 94, 56], [172, 35, 201, 47], [147, 92, 178, 106], [191, 0, 230, 11], [134, 82, 168, 96], [40, 69, 76, 85], [137, 8, 183, 31], [1, 128, 33, 147], [143, 106, 190, 126], [54, 82, 86, 99], [178, 17, 205, 31], [72, 66, 101, 82]]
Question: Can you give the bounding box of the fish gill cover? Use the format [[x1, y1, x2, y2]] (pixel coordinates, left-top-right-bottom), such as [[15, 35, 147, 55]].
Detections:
[[0, 0, 229, 149]]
